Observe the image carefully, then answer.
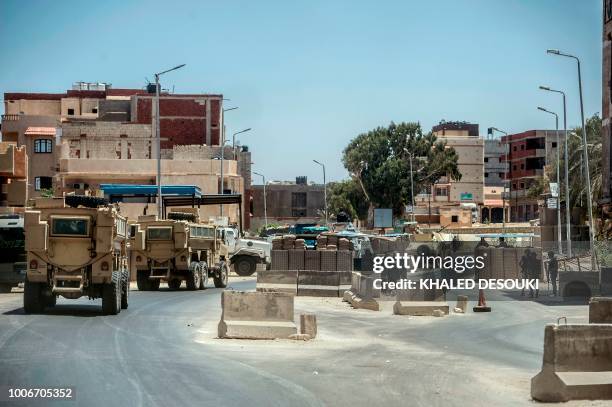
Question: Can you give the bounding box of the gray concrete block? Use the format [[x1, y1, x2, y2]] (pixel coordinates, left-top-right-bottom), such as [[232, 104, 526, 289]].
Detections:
[[393, 301, 450, 316], [300, 313, 317, 338], [218, 291, 297, 339], [589, 297, 612, 323], [256, 269, 297, 295], [456, 295, 469, 313], [531, 324, 612, 402]]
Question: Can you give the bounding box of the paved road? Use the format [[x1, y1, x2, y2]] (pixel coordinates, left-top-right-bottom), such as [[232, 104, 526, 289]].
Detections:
[[0, 279, 597, 407]]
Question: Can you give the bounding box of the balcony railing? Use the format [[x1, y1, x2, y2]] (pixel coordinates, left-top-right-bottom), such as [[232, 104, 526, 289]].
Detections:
[[1, 114, 20, 122]]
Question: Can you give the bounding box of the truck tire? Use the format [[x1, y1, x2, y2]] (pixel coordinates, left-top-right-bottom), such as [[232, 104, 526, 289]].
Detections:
[[199, 262, 208, 289], [121, 269, 129, 309], [24, 279, 44, 313], [44, 293, 56, 307], [149, 279, 160, 291], [102, 271, 121, 315], [168, 279, 181, 290], [214, 262, 229, 288], [233, 256, 257, 277], [0, 284, 12, 293], [186, 263, 201, 291], [137, 270, 150, 291]]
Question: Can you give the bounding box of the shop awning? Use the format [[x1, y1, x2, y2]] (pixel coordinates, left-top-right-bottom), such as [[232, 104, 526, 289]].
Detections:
[[484, 199, 504, 207]]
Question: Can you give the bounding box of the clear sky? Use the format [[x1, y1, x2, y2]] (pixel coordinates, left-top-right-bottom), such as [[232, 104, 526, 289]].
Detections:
[[0, 0, 603, 183]]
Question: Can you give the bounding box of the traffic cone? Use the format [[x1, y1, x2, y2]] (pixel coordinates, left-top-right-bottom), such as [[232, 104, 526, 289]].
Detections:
[[473, 288, 491, 312]]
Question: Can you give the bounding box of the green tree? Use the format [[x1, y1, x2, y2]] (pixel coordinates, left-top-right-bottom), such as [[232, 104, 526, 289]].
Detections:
[[342, 122, 461, 215], [327, 179, 369, 221], [550, 114, 602, 210]]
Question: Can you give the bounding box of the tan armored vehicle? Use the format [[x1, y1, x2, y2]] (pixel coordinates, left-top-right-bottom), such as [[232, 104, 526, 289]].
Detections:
[[24, 196, 129, 315], [130, 209, 229, 290]]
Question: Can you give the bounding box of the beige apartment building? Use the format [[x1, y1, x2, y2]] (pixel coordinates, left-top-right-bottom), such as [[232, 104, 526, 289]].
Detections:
[[0, 143, 28, 208], [414, 121, 484, 225]]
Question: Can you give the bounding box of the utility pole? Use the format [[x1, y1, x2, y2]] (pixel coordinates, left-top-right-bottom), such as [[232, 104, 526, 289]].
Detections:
[[153, 63, 185, 219], [313, 160, 328, 225], [253, 171, 267, 229]]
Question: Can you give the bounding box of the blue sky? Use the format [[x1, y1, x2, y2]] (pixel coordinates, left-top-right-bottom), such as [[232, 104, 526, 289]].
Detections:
[[0, 0, 603, 183]]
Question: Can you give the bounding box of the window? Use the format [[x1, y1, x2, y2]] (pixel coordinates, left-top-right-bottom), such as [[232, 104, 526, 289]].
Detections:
[[67, 108, 75, 115], [484, 172, 489, 178], [291, 192, 307, 208], [520, 145, 525, 150], [520, 164, 525, 170], [51, 217, 90, 237], [552, 142, 557, 148], [92, 108, 98, 114], [147, 227, 172, 240], [34, 139, 52, 153], [484, 157, 489, 163], [513, 146, 517, 151], [520, 182, 525, 189], [498, 173, 504, 178], [451, 215, 459, 223], [513, 165, 517, 171], [435, 188, 448, 197], [34, 176, 52, 191]]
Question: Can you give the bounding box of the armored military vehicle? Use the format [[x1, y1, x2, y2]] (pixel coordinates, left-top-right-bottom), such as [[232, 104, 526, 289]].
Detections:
[[131, 209, 229, 290], [24, 196, 129, 315]]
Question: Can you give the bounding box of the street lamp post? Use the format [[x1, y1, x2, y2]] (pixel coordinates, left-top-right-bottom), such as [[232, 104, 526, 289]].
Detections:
[[154, 63, 186, 219], [233, 127, 252, 150], [547, 49, 598, 277], [402, 148, 416, 222], [540, 86, 571, 257], [220, 128, 251, 217], [488, 127, 508, 232], [537, 106, 563, 255], [253, 171, 267, 229], [313, 160, 328, 225]]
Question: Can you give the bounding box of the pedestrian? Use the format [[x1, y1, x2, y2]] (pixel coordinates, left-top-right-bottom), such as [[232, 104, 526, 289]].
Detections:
[[520, 249, 531, 297], [547, 251, 558, 297], [498, 236, 508, 248], [528, 250, 540, 298]]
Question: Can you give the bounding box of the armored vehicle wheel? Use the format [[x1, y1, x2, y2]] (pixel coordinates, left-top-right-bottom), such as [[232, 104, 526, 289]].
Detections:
[[233, 256, 257, 277], [168, 279, 181, 290], [121, 270, 129, 309], [24, 279, 44, 313], [186, 263, 201, 291], [137, 270, 150, 291], [0, 284, 12, 293], [149, 279, 160, 291], [214, 262, 229, 288], [102, 271, 121, 315], [199, 262, 208, 289], [44, 293, 56, 307]]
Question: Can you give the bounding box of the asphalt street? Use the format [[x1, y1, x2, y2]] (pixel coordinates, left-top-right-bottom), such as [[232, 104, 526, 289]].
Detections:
[[0, 277, 602, 407]]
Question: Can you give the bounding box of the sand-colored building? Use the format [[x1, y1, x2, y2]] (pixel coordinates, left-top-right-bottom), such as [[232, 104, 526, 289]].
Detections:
[[0, 143, 28, 208]]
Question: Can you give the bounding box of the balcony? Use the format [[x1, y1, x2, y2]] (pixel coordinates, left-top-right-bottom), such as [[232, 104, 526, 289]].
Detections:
[[1, 114, 20, 122]]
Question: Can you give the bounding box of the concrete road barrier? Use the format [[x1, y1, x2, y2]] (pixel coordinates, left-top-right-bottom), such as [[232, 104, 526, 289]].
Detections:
[[338, 270, 352, 296], [590, 297, 612, 323], [343, 271, 380, 311], [300, 313, 317, 338], [531, 324, 612, 402], [218, 291, 297, 339], [456, 295, 468, 313], [271, 250, 289, 271], [393, 301, 449, 316], [256, 269, 298, 295], [298, 270, 339, 297]]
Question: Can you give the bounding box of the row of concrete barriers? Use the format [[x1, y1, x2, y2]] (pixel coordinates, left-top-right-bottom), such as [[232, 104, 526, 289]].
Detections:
[[256, 269, 352, 297], [271, 249, 353, 272]]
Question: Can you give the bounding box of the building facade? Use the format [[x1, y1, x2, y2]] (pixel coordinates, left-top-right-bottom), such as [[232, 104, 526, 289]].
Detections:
[[602, 0, 612, 219], [250, 177, 325, 230], [414, 121, 484, 224], [0, 143, 27, 208], [501, 130, 558, 222]]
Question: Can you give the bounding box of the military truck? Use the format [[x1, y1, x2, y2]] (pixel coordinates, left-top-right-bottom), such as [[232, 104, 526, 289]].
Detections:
[[0, 214, 26, 293], [24, 196, 129, 315], [130, 209, 229, 290]]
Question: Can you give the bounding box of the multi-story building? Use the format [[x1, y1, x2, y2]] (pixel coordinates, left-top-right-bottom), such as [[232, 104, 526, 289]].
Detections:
[[481, 138, 508, 223], [414, 121, 484, 224], [1, 82, 224, 198], [501, 130, 558, 222], [250, 176, 325, 230], [0, 143, 27, 208]]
